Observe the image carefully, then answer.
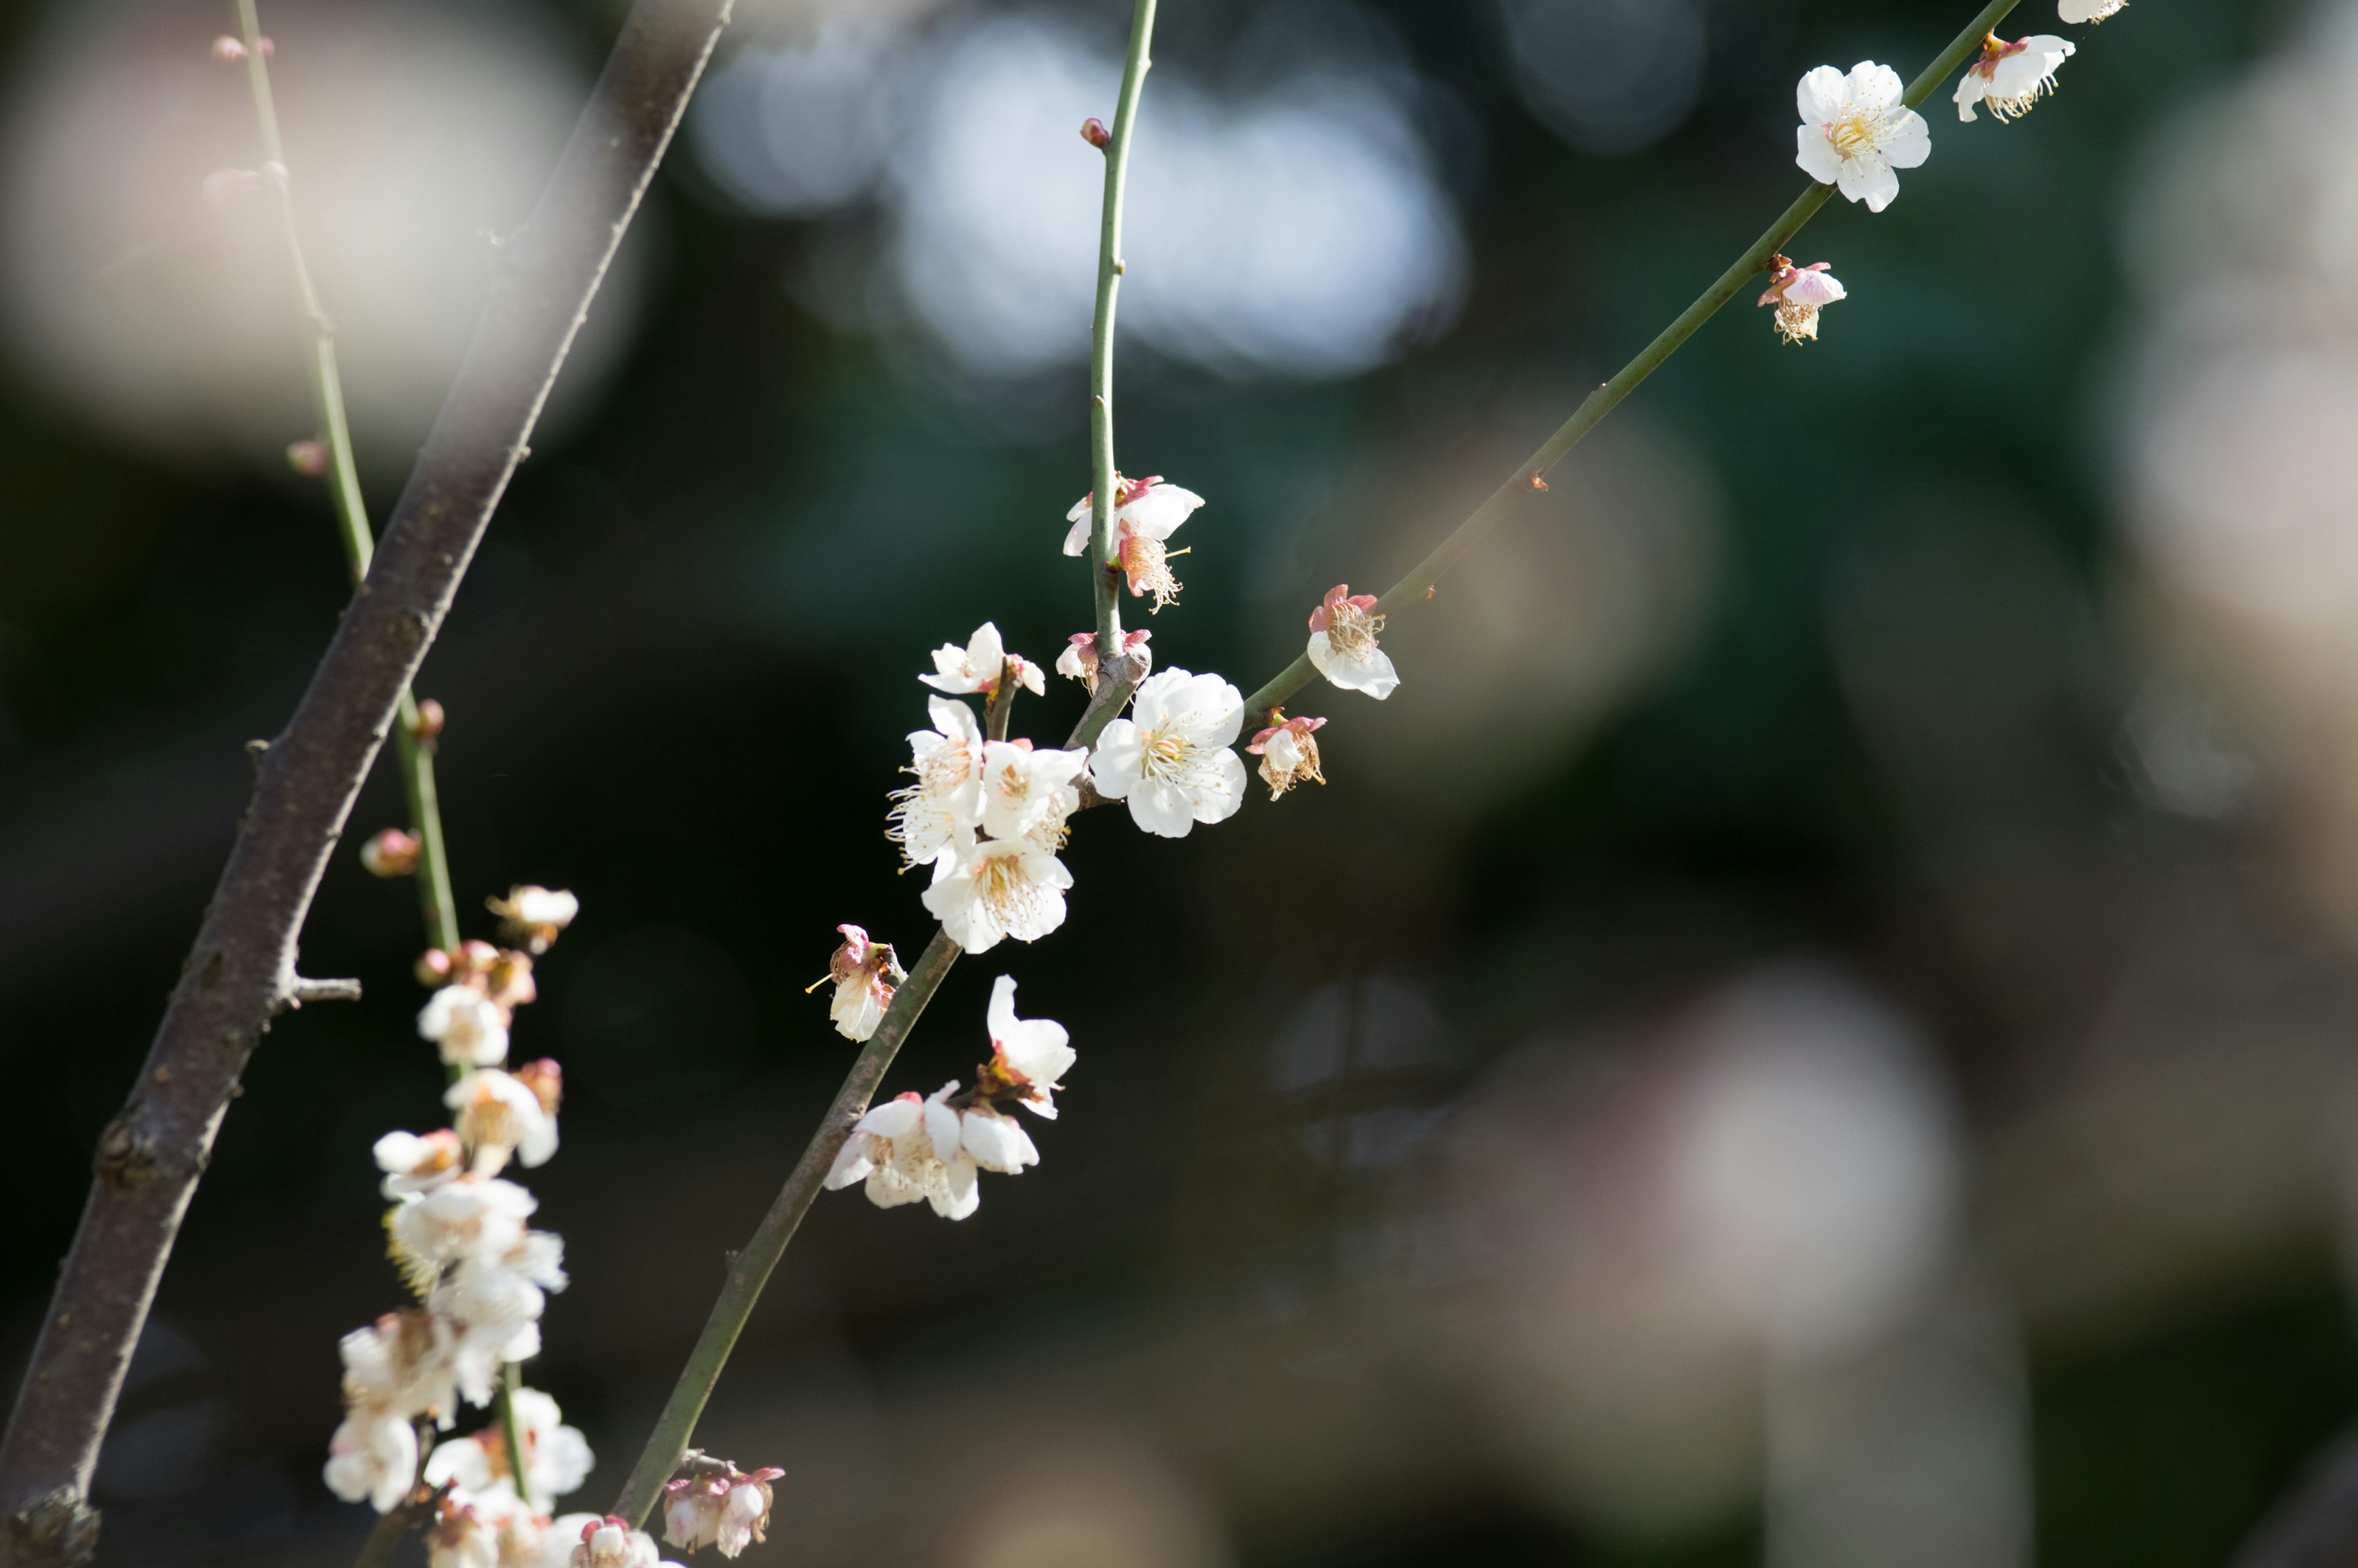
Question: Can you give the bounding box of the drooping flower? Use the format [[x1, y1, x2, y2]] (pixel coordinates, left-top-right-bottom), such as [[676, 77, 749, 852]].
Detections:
[[1056, 628, 1152, 686], [574, 1516, 682, 1568], [446, 1068, 560, 1172], [920, 833, 1072, 952], [812, 924, 903, 1042], [919, 621, 1045, 697], [419, 985, 510, 1068], [959, 1104, 1040, 1173], [661, 1459, 786, 1559], [1247, 711, 1329, 800], [2058, 0, 2125, 21], [975, 974, 1076, 1119], [1756, 257, 1848, 345], [823, 1084, 982, 1219], [663, 1484, 723, 1556], [1794, 61, 1932, 212], [1953, 33, 2074, 122], [886, 696, 986, 867], [1063, 475, 1205, 613], [487, 886, 578, 954], [714, 1473, 781, 1559], [1089, 668, 1249, 836], [979, 739, 1089, 842], [1305, 586, 1400, 700]]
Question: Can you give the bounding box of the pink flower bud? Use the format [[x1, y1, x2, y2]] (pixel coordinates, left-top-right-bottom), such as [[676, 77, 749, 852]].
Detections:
[[285, 439, 327, 476], [414, 948, 455, 987], [1080, 117, 1111, 149], [360, 828, 421, 878], [410, 698, 446, 743], [210, 36, 247, 63]]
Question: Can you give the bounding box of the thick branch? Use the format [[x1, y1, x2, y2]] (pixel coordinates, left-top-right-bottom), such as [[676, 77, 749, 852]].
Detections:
[[0, 3, 734, 1560]]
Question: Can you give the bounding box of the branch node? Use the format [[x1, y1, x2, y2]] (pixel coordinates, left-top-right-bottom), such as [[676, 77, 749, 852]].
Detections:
[[285, 976, 364, 1009], [5, 1486, 100, 1568]]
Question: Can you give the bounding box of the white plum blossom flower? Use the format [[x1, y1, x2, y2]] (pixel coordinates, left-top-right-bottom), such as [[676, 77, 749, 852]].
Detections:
[[1795, 62, 1932, 213], [813, 924, 902, 1042], [2058, 0, 2124, 21], [426, 1500, 501, 1568], [919, 621, 1045, 697], [921, 832, 1072, 952], [419, 985, 510, 1068], [485, 885, 579, 954], [339, 1308, 459, 1419], [446, 1065, 559, 1171], [326, 1403, 421, 1513], [1063, 475, 1204, 613], [1056, 627, 1152, 686], [1305, 586, 1400, 700], [392, 1176, 539, 1272], [1089, 668, 1249, 837], [1954, 33, 2074, 122], [960, 1104, 1040, 1172], [424, 1388, 593, 1509], [1757, 257, 1848, 344], [662, 1461, 785, 1559], [976, 974, 1076, 1119], [1247, 712, 1329, 800], [375, 1128, 464, 1197], [979, 739, 1089, 843], [574, 1516, 682, 1568], [663, 1489, 722, 1556], [823, 1083, 981, 1219], [714, 1477, 778, 1559], [886, 697, 986, 867]]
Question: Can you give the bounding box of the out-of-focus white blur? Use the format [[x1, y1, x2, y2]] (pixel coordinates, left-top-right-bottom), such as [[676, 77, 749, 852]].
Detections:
[[0, 0, 639, 468], [690, 4, 1467, 382], [1498, 0, 1706, 154], [2119, 0, 2358, 930]]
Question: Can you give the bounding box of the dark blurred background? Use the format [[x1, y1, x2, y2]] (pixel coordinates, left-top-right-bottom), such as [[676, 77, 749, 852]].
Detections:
[[0, 0, 2347, 1563]]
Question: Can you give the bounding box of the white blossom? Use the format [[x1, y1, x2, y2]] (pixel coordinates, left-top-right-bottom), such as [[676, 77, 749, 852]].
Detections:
[[960, 1104, 1040, 1173], [1756, 257, 1848, 344], [886, 697, 986, 867], [573, 1518, 681, 1568], [1063, 476, 1205, 612], [1247, 712, 1329, 800], [823, 1084, 981, 1219], [424, 1387, 593, 1513], [663, 1489, 722, 1556], [426, 1502, 502, 1568], [488, 886, 579, 954], [919, 621, 1044, 697], [1954, 34, 2074, 122], [920, 832, 1072, 952], [340, 1309, 458, 1420], [1305, 585, 1400, 699], [391, 1176, 538, 1273], [2058, 0, 2124, 21], [977, 974, 1076, 1120], [325, 1404, 420, 1513], [446, 1068, 559, 1171], [419, 985, 510, 1068], [1089, 668, 1249, 837], [979, 739, 1088, 843], [714, 1478, 778, 1559], [375, 1128, 464, 1197], [1794, 61, 1932, 213], [815, 924, 900, 1042]]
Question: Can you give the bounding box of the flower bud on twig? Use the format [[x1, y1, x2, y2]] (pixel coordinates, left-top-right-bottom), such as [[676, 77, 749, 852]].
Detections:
[[414, 948, 455, 987], [361, 828, 422, 878], [286, 439, 327, 476], [1080, 117, 1111, 150], [411, 699, 446, 743]]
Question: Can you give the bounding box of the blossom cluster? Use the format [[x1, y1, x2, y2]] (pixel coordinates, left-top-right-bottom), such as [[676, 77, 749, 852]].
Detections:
[[324, 887, 604, 1568]]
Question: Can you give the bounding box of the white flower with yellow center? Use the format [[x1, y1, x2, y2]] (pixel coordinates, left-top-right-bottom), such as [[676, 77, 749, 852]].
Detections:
[[1954, 33, 2074, 122], [1794, 61, 1931, 212], [920, 832, 1072, 951], [887, 697, 986, 867], [1064, 476, 1205, 613], [1089, 668, 1248, 837], [823, 1083, 981, 1219], [445, 1068, 559, 1171], [979, 739, 1089, 842], [1305, 584, 1400, 699]]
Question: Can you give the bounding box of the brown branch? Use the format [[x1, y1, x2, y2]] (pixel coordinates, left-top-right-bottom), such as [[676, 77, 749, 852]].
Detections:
[[0, 2, 734, 1561]]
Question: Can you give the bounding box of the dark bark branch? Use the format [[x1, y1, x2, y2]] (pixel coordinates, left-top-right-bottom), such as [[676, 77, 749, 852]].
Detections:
[[0, 3, 733, 1561]]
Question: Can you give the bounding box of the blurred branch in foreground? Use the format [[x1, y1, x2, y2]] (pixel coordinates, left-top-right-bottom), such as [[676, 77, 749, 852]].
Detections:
[[0, 1, 735, 1561]]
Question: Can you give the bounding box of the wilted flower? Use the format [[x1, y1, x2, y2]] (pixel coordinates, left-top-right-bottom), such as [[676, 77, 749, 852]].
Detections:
[[1089, 668, 1248, 837], [714, 1473, 780, 1558], [974, 975, 1076, 1119], [920, 621, 1045, 697], [811, 923, 903, 1042], [824, 1083, 982, 1219], [419, 985, 509, 1068], [487, 886, 578, 954], [362, 828, 421, 877], [1756, 257, 1847, 344], [1247, 711, 1329, 799], [1056, 628, 1152, 686], [446, 1068, 559, 1173], [1062, 475, 1204, 612], [979, 740, 1089, 842], [1794, 61, 1931, 212], [660, 1457, 784, 1559], [888, 696, 987, 867], [1305, 586, 1400, 700], [1954, 33, 2075, 122], [921, 833, 1072, 952], [2058, 0, 2124, 21]]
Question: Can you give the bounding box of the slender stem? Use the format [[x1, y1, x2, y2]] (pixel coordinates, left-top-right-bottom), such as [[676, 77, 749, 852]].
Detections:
[[1086, 0, 1158, 659], [1242, 0, 2021, 721], [610, 928, 962, 1526]]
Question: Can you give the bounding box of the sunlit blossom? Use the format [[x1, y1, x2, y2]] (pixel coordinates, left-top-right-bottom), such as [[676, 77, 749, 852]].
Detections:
[[375, 1128, 464, 1198], [446, 1067, 560, 1171], [823, 1082, 982, 1219], [1795, 61, 1931, 212], [487, 885, 578, 954], [921, 832, 1072, 951], [979, 739, 1089, 842], [1247, 711, 1329, 800], [1089, 667, 1249, 836], [1062, 475, 1205, 612], [975, 974, 1076, 1119], [325, 1403, 421, 1513], [2058, 0, 2125, 21], [887, 696, 986, 867], [919, 621, 1045, 697], [418, 984, 510, 1068], [1305, 585, 1400, 699], [1757, 257, 1847, 344], [813, 923, 903, 1042], [1955, 33, 2074, 122]]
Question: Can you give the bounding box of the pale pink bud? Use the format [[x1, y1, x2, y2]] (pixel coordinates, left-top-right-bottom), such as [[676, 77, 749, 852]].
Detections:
[[1080, 117, 1111, 149], [414, 948, 455, 987], [285, 438, 327, 476], [361, 828, 422, 878], [411, 698, 446, 743]]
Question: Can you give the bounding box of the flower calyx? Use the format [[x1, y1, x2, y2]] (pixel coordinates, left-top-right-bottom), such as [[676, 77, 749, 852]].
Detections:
[[1247, 710, 1329, 801]]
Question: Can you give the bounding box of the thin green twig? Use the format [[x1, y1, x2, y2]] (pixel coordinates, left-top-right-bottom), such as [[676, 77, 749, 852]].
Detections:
[[1243, 0, 2021, 720], [1086, 0, 1158, 660]]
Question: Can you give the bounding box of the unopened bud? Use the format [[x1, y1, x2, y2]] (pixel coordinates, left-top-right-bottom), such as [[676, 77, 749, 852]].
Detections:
[[201, 167, 262, 211], [360, 828, 422, 877], [485, 950, 537, 1009], [1080, 117, 1111, 150], [211, 36, 247, 63], [414, 948, 455, 987], [513, 1058, 563, 1116], [286, 439, 327, 476], [411, 698, 446, 743]]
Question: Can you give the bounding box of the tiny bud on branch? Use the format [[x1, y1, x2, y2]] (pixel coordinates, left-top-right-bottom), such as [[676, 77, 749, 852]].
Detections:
[[1080, 117, 1111, 150]]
